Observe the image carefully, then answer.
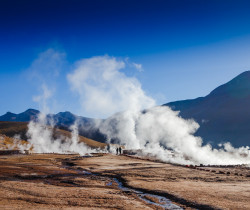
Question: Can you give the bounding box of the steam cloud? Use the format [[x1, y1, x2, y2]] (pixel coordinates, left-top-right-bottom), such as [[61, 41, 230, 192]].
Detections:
[[19, 51, 250, 165], [24, 78, 96, 155], [26, 115, 95, 155], [68, 55, 250, 165], [67, 56, 155, 118]]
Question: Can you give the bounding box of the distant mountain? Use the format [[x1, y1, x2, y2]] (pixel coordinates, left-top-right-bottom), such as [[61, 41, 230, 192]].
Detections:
[[50, 111, 105, 143], [0, 109, 39, 122], [47, 111, 95, 128], [0, 109, 94, 126], [0, 109, 106, 143], [164, 71, 250, 147]]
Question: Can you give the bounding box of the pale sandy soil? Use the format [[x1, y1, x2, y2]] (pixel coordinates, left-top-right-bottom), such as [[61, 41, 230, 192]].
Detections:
[[0, 153, 249, 209]]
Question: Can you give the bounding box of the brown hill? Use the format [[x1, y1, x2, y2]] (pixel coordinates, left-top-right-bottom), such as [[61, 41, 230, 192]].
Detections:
[[0, 121, 106, 149], [0, 134, 28, 150], [0, 121, 28, 140]]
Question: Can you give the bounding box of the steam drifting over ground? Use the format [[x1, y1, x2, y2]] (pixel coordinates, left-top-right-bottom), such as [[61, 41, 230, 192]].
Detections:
[[21, 52, 250, 165], [26, 113, 96, 155], [99, 106, 250, 165], [24, 83, 96, 155], [68, 55, 250, 165]]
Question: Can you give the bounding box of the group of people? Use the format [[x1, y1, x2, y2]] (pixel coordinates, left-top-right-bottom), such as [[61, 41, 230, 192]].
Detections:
[[116, 147, 122, 155], [106, 144, 123, 155]]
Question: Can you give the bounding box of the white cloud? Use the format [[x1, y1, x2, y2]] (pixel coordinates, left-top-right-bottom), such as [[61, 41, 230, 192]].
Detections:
[[26, 48, 67, 113], [32, 84, 53, 114], [67, 55, 155, 118], [28, 48, 66, 81], [132, 62, 143, 72]]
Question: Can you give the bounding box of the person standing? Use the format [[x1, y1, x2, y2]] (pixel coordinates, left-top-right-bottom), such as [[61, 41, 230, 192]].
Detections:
[[116, 147, 119, 155], [119, 147, 122, 155]]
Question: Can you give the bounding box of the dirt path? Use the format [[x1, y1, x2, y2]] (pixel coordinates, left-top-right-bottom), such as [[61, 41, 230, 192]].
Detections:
[[0, 153, 249, 209]]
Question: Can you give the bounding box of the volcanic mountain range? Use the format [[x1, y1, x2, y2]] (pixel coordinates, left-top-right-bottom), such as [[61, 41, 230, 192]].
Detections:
[[1, 71, 250, 147]]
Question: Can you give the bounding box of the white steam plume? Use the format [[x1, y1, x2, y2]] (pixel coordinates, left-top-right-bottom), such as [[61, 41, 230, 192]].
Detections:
[[67, 55, 155, 118], [23, 50, 97, 155], [27, 118, 96, 155], [26, 85, 97, 155], [68, 55, 250, 165], [99, 106, 250, 165]]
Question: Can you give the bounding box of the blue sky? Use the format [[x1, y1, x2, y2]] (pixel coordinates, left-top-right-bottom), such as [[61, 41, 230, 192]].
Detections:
[[1, 0, 250, 116]]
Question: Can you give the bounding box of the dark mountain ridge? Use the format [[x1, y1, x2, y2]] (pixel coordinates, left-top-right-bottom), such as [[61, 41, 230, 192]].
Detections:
[[0, 109, 40, 122], [0, 109, 105, 142], [165, 71, 250, 147], [0, 109, 93, 126]]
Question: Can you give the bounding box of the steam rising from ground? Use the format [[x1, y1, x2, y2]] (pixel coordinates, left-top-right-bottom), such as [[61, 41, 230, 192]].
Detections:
[[99, 107, 250, 165], [25, 84, 96, 155], [68, 55, 250, 165], [67, 56, 155, 118], [26, 115, 95, 155], [21, 52, 250, 164]]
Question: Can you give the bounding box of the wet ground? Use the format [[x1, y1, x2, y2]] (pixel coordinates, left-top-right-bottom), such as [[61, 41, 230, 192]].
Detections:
[[0, 153, 249, 209]]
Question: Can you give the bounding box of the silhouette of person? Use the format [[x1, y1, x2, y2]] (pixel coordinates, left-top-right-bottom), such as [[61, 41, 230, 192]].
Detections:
[[119, 147, 122, 155], [116, 147, 119, 155]]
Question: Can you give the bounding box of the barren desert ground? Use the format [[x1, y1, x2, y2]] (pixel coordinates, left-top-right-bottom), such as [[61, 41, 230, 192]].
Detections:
[[0, 153, 249, 209]]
